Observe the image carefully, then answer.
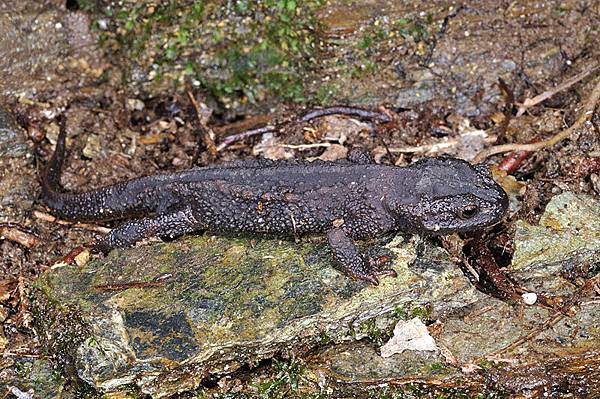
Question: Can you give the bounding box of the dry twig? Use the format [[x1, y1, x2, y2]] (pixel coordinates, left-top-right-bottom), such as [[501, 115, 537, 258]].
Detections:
[[217, 106, 391, 151], [516, 64, 599, 117], [388, 130, 496, 155], [187, 91, 218, 157], [0, 223, 40, 248], [33, 210, 111, 234], [474, 77, 600, 163], [278, 143, 332, 150], [297, 106, 391, 123], [216, 125, 275, 151]]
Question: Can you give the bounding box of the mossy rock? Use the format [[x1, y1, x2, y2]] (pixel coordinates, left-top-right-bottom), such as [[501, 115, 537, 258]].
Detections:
[[33, 233, 479, 397]]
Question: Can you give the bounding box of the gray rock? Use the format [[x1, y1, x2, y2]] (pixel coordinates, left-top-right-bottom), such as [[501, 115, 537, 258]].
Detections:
[[0, 3, 69, 97], [33, 234, 480, 397], [0, 107, 35, 222], [0, 107, 28, 159], [308, 192, 600, 397]]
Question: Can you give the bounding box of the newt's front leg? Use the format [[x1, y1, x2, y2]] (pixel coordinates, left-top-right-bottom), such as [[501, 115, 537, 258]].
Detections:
[[326, 227, 397, 285]]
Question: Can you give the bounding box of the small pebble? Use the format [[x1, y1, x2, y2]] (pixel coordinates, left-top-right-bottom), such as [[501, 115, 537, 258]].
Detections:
[[82, 134, 101, 159], [74, 249, 91, 267], [126, 98, 145, 111], [522, 292, 537, 305]]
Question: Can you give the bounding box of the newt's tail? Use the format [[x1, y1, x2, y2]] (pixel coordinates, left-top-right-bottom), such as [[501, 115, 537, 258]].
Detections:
[[40, 115, 103, 221], [41, 116, 68, 197], [40, 116, 107, 222], [40, 116, 159, 222]]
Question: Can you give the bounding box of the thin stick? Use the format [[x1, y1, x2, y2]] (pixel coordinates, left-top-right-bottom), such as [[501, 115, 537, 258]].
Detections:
[[187, 91, 218, 157], [0, 223, 40, 248], [516, 64, 599, 117], [388, 131, 496, 155], [217, 106, 392, 151], [473, 77, 600, 163], [33, 210, 111, 234], [297, 106, 391, 123], [216, 125, 275, 151], [278, 143, 332, 150]]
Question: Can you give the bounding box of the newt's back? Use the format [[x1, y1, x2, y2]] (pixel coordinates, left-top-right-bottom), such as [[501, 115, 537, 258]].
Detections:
[[40, 117, 508, 284]]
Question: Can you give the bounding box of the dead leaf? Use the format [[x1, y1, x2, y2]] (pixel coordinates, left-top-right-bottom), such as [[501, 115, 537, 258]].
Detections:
[[380, 317, 439, 358], [308, 144, 348, 162]]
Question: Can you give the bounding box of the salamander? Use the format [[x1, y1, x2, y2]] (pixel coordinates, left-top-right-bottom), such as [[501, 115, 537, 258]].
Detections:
[[41, 118, 508, 284]]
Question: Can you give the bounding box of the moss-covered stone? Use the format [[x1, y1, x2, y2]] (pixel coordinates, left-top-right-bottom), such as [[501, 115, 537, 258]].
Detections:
[[306, 193, 600, 397], [33, 233, 479, 397], [512, 192, 600, 274]]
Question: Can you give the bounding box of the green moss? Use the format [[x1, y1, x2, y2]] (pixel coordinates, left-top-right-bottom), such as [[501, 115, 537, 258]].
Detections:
[[390, 304, 433, 322], [251, 358, 322, 399], [313, 81, 340, 105], [348, 303, 435, 345], [588, 261, 600, 278], [73, 0, 101, 12], [96, 0, 324, 109], [410, 304, 433, 321], [429, 362, 444, 371], [100, 385, 145, 399], [478, 358, 494, 369], [30, 287, 99, 397], [317, 331, 333, 345], [210, 393, 251, 399], [391, 305, 409, 320], [356, 319, 391, 346]]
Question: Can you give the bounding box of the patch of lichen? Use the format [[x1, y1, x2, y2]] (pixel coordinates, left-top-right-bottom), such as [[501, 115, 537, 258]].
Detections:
[[82, 246, 180, 312], [94, 0, 324, 111], [30, 286, 99, 398], [178, 235, 334, 343]]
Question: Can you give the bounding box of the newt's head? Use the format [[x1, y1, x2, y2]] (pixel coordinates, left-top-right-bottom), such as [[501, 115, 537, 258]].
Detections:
[[389, 158, 509, 234]]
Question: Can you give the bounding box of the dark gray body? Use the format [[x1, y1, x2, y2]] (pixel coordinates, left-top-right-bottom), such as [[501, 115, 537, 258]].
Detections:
[[42, 124, 508, 284]]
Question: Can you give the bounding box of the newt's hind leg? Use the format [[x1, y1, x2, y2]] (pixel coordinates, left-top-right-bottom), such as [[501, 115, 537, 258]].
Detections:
[[326, 227, 397, 285], [94, 208, 204, 252]]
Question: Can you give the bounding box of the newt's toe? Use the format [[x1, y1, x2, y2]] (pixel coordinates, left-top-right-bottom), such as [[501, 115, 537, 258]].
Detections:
[[353, 270, 399, 285], [363, 274, 380, 285], [348, 270, 380, 285]]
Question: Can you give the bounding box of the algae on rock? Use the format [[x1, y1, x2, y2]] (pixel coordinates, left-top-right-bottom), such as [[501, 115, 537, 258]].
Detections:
[[34, 233, 479, 397], [32, 192, 600, 397]]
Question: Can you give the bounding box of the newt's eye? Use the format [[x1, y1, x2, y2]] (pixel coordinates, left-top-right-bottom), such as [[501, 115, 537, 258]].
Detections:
[[458, 204, 479, 219]]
